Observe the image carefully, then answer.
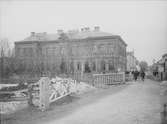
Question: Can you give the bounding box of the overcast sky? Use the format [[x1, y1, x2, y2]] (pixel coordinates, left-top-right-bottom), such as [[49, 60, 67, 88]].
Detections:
[[0, 0, 167, 65]]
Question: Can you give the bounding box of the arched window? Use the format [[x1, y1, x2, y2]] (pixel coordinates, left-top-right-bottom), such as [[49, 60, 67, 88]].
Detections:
[[109, 62, 115, 71], [85, 61, 91, 73], [92, 62, 96, 71], [70, 61, 74, 73], [60, 60, 66, 73], [77, 62, 81, 70], [101, 60, 106, 72]]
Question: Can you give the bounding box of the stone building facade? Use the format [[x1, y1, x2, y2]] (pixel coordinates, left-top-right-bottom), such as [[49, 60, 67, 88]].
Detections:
[[15, 27, 127, 74]]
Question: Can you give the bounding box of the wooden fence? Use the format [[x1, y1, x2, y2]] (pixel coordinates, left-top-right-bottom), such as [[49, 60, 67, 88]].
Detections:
[[0, 89, 29, 102], [28, 77, 77, 111], [125, 74, 133, 81], [0, 72, 126, 112], [70, 72, 126, 88], [92, 72, 125, 87]]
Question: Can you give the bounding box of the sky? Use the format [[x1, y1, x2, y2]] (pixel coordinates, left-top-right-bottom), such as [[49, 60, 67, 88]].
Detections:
[[0, 0, 167, 65]]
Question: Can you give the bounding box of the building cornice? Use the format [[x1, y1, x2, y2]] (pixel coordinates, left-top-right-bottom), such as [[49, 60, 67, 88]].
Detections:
[[15, 35, 127, 46]]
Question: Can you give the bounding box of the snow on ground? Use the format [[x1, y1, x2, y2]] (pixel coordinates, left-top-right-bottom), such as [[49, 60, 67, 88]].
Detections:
[[51, 76, 96, 95], [160, 80, 167, 86], [75, 82, 96, 95], [0, 77, 96, 115], [0, 101, 28, 114], [0, 84, 18, 90], [160, 81, 167, 94], [0, 83, 28, 114], [160, 80, 167, 105]]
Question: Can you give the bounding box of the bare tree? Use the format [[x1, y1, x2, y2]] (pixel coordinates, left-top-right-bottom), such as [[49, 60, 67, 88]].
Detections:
[[0, 38, 17, 79], [0, 38, 12, 78], [139, 61, 148, 72], [0, 38, 12, 57]]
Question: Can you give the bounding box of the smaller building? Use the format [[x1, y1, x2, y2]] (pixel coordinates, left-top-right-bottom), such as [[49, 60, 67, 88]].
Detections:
[[162, 53, 167, 73], [152, 53, 167, 81]]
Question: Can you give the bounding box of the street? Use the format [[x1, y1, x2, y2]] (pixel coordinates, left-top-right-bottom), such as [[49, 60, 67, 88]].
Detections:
[[47, 80, 162, 124], [2, 79, 163, 124]]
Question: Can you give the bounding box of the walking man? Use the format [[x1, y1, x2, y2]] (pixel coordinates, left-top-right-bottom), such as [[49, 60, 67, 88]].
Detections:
[[133, 70, 139, 81], [140, 70, 145, 81]]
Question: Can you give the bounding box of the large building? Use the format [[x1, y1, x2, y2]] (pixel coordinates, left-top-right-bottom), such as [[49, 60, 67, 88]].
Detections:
[[15, 27, 127, 74]]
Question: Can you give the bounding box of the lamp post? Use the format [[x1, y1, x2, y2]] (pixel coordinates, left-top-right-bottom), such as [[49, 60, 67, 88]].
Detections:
[[164, 59, 167, 72], [0, 47, 4, 79]]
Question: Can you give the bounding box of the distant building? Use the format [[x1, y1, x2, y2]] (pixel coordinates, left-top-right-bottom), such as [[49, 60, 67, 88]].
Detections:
[[162, 53, 167, 73], [126, 51, 138, 72], [156, 53, 167, 73], [15, 27, 127, 74], [152, 53, 167, 80]]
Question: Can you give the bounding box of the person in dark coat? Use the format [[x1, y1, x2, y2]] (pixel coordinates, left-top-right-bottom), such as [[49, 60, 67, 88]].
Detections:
[[140, 70, 145, 81], [133, 70, 139, 81]]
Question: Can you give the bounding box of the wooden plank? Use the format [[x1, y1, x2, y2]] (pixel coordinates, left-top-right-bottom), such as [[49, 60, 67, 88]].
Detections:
[[0, 89, 28, 94], [31, 90, 40, 93], [32, 96, 40, 99], [93, 72, 123, 76], [0, 97, 29, 102], [50, 92, 71, 103]]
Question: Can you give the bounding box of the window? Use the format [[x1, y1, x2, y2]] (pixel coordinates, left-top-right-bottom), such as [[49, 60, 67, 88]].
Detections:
[[52, 47, 57, 56], [16, 48, 21, 57], [85, 61, 91, 73], [60, 60, 66, 73], [109, 62, 114, 71], [93, 45, 97, 53], [23, 48, 32, 57], [70, 62, 74, 73], [23, 48, 27, 56], [29, 48, 33, 57], [92, 62, 96, 71], [101, 60, 106, 72], [77, 62, 81, 70], [45, 47, 56, 57], [60, 47, 65, 55]]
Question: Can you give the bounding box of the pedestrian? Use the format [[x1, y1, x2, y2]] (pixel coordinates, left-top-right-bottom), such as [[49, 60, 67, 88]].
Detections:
[[140, 70, 145, 81], [133, 70, 139, 81]]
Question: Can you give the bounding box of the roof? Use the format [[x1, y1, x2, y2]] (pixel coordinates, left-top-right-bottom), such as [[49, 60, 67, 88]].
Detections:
[[67, 31, 113, 39], [162, 53, 167, 58], [23, 33, 60, 41], [15, 28, 127, 46], [22, 30, 113, 42]]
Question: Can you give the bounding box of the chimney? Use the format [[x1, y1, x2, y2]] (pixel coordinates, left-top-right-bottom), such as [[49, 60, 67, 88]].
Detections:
[[68, 29, 79, 34], [85, 27, 90, 32], [81, 27, 90, 32], [57, 29, 63, 34], [94, 26, 100, 31], [31, 32, 35, 36], [43, 32, 47, 35]]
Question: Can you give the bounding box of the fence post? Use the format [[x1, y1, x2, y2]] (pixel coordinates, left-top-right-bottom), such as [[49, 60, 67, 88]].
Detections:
[[122, 72, 125, 84], [92, 74, 95, 86], [28, 84, 33, 106], [39, 77, 51, 111]]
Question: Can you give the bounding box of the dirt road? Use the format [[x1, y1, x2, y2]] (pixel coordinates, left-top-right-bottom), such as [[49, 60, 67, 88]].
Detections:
[[2, 79, 163, 124]]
